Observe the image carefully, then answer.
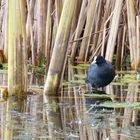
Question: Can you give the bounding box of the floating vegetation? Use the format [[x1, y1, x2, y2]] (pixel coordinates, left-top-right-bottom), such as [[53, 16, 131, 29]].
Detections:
[[112, 72, 140, 85], [74, 74, 86, 79], [99, 101, 140, 109], [121, 74, 139, 84], [62, 81, 71, 86], [70, 64, 89, 70], [62, 80, 85, 86], [80, 92, 114, 98], [78, 63, 90, 67], [116, 71, 136, 74], [67, 80, 85, 84]]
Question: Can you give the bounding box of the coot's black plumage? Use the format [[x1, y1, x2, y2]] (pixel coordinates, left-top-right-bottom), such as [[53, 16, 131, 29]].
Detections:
[[86, 55, 115, 88]]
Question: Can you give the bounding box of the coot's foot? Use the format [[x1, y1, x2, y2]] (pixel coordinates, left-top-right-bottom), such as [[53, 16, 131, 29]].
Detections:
[[87, 84, 106, 94]]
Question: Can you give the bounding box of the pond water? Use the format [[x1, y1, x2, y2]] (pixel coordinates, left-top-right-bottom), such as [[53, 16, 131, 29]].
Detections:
[[0, 68, 140, 140]]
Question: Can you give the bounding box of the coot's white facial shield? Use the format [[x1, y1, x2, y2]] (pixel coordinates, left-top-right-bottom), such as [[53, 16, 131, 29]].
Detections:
[[91, 56, 97, 64]]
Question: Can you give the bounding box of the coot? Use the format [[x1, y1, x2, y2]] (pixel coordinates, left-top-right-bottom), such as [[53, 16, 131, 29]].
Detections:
[[86, 55, 115, 88]]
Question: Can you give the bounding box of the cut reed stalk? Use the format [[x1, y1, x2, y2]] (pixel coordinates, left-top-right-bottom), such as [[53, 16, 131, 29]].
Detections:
[[44, 0, 75, 94]]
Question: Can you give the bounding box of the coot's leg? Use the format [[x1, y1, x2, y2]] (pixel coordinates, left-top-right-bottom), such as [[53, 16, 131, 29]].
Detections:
[[88, 84, 93, 91], [101, 87, 104, 91], [91, 84, 98, 93], [91, 87, 97, 91], [87, 84, 96, 93], [91, 85, 106, 94]]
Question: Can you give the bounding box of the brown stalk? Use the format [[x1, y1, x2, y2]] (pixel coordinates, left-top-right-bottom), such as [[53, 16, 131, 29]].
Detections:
[[105, 0, 123, 62]]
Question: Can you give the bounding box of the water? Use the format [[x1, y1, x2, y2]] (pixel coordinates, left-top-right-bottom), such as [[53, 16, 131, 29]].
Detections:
[[0, 70, 140, 140]]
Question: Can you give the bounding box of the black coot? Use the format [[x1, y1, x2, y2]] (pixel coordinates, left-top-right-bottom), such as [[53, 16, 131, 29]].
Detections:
[[86, 55, 115, 88]]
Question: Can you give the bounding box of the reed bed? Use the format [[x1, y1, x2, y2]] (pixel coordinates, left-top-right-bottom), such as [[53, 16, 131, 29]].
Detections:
[[0, 0, 139, 92], [0, 0, 138, 66]]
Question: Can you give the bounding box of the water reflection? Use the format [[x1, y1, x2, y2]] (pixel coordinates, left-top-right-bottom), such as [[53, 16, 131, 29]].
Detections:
[[0, 71, 140, 139]]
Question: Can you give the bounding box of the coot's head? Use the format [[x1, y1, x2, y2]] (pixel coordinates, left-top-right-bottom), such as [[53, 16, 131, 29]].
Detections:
[[91, 55, 106, 65]]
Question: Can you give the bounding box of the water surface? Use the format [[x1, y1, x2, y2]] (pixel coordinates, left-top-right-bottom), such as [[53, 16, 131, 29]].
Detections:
[[0, 70, 140, 140]]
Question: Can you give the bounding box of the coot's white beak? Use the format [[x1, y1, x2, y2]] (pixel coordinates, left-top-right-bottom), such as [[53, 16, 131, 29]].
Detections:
[[91, 56, 97, 64]]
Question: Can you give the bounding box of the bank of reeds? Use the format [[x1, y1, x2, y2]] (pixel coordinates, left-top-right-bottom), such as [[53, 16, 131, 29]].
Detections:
[[0, 0, 139, 93]]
